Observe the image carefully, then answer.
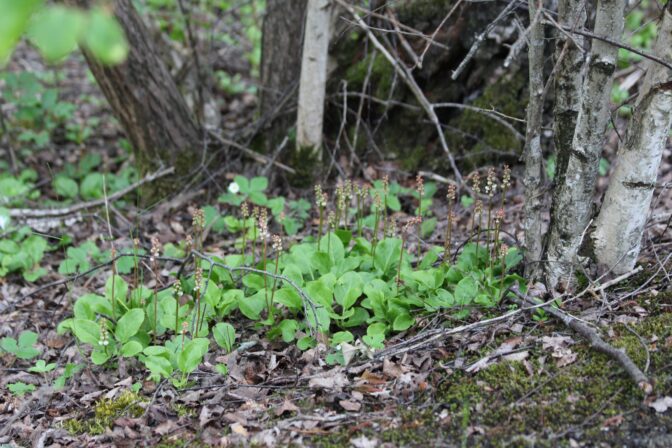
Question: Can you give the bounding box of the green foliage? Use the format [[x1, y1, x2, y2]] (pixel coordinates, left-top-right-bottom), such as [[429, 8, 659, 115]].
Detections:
[[28, 359, 57, 373], [0, 219, 48, 281], [7, 382, 36, 397], [0, 2, 128, 66], [0, 330, 41, 359], [0, 72, 75, 149]]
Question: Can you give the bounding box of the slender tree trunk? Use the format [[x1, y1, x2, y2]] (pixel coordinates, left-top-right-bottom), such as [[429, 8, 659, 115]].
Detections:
[[545, 0, 625, 290], [552, 0, 587, 182], [260, 0, 307, 154], [523, 0, 545, 279], [295, 0, 332, 182], [70, 0, 201, 200], [591, 3, 672, 274]]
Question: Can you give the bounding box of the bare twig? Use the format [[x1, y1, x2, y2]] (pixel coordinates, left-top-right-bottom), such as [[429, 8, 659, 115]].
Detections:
[[335, 0, 463, 184], [451, 0, 521, 80], [511, 290, 652, 394], [9, 167, 175, 219], [208, 130, 297, 175]]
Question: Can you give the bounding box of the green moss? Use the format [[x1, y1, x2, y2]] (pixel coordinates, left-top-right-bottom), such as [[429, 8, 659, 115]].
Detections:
[[289, 145, 322, 187], [345, 53, 395, 100], [309, 302, 672, 447], [63, 390, 146, 435], [447, 72, 526, 166]]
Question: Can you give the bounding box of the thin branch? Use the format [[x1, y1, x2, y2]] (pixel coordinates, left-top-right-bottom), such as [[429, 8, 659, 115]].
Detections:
[[208, 130, 297, 175], [335, 0, 463, 184], [9, 167, 175, 219], [511, 290, 652, 394], [451, 0, 521, 80], [549, 21, 672, 71]]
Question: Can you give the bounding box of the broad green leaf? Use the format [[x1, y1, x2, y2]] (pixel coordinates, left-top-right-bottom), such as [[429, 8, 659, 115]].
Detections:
[[273, 287, 302, 312], [82, 9, 128, 65], [0, 0, 44, 64], [144, 355, 173, 379], [249, 176, 268, 192], [28, 6, 85, 61], [91, 349, 111, 365], [318, 232, 344, 264], [120, 340, 143, 357], [213, 323, 236, 352], [238, 290, 265, 320], [392, 313, 414, 331], [177, 338, 209, 373], [72, 319, 100, 345], [374, 238, 402, 275], [454, 276, 477, 305], [334, 271, 363, 311], [114, 308, 144, 343]]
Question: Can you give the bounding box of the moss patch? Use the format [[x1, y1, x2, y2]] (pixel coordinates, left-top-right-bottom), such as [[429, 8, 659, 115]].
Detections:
[[446, 71, 527, 167], [63, 390, 146, 435], [310, 294, 672, 446]]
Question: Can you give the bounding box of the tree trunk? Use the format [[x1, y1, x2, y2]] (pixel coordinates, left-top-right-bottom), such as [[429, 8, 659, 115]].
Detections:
[[295, 0, 333, 183], [259, 0, 307, 154], [523, 0, 545, 279], [552, 0, 587, 182], [71, 0, 201, 201], [545, 0, 625, 290], [591, 3, 672, 274]]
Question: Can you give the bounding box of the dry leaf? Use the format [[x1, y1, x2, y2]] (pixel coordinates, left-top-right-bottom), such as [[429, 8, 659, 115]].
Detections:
[[339, 399, 361, 412], [649, 396, 672, 413], [274, 399, 300, 416], [230, 422, 248, 437]]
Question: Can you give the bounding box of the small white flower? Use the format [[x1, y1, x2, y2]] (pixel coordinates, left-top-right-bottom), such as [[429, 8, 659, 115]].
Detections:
[[228, 182, 240, 194], [0, 215, 8, 230]]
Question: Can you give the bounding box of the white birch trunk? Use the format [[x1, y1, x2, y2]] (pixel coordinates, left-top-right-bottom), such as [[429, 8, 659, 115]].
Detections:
[[545, 0, 625, 289], [296, 0, 332, 159], [591, 4, 672, 274], [523, 0, 545, 278]]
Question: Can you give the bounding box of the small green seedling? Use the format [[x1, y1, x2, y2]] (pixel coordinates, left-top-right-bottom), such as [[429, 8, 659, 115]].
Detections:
[[0, 331, 41, 360]]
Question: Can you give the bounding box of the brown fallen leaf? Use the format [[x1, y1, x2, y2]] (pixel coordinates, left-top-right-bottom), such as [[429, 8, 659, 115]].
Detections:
[[230, 422, 248, 437], [274, 399, 300, 416], [601, 414, 624, 430], [339, 399, 361, 412]]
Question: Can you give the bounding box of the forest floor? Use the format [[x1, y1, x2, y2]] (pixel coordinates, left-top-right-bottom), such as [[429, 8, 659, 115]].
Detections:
[[2, 47, 672, 448]]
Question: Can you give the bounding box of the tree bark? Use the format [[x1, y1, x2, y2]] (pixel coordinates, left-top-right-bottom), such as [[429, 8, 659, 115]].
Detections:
[[70, 0, 201, 201], [259, 0, 307, 154], [591, 4, 672, 274], [552, 0, 587, 182], [545, 0, 625, 290], [523, 0, 545, 279], [296, 0, 332, 181]]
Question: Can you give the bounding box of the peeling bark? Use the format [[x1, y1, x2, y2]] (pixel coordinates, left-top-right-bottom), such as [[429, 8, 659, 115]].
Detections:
[[545, 0, 625, 289], [523, 0, 546, 278], [592, 4, 672, 274], [552, 0, 587, 182]]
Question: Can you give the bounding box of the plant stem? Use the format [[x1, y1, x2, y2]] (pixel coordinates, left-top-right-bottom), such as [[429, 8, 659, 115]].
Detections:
[[263, 239, 268, 313], [397, 234, 406, 294], [317, 205, 324, 251], [372, 208, 380, 258], [269, 252, 280, 321]]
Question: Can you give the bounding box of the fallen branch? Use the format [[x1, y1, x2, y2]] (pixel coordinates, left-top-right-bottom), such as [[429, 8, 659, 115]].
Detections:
[[8, 167, 175, 219], [511, 290, 653, 395]]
